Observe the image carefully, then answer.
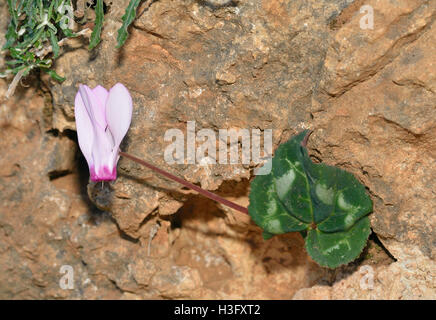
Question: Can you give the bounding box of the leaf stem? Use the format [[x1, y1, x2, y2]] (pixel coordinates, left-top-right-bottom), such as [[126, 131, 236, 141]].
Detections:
[[119, 151, 249, 215], [301, 130, 313, 148]]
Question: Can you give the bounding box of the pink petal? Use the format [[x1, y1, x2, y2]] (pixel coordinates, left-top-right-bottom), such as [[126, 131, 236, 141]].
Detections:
[[105, 83, 133, 151], [91, 127, 116, 180], [92, 85, 109, 106], [78, 84, 107, 130], [74, 90, 94, 167], [90, 165, 117, 182]]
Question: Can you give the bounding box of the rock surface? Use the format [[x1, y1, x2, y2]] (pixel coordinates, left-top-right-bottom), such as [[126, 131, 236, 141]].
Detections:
[[293, 249, 435, 300], [0, 0, 435, 299], [296, 0, 436, 299], [311, 0, 436, 261]]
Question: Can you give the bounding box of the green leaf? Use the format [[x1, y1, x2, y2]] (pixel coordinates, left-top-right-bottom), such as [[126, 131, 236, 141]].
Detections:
[[38, 0, 44, 18], [47, 0, 55, 21], [1, 0, 76, 92], [248, 130, 373, 268], [17, 0, 25, 14], [9, 64, 27, 75], [5, 59, 22, 66], [7, 0, 19, 27], [37, 58, 53, 68], [248, 164, 308, 237], [305, 217, 371, 268], [116, 0, 141, 49], [62, 28, 77, 38], [272, 131, 314, 223], [49, 30, 60, 58], [44, 69, 66, 82], [89, 0, 105, 50], [17, 27, 44, 50], [3, 24, 17, 50]]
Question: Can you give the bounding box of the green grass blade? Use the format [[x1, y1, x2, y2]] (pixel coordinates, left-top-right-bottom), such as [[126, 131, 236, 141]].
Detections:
[[89, 0, 104, 50], [7, 0, 19, 28], [44, 69, 66, 82], [49, 30, 60, 58], [3, 24, 17, 50], [116, 0, 141, 48]]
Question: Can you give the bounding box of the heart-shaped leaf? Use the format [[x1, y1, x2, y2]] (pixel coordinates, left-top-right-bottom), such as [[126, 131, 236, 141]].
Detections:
[[248, 130, 373, 268]]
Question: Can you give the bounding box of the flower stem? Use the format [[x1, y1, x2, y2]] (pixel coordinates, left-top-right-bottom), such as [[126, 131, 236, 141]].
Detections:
[[119, 151, 249, 215], [301, 130, 313, 148]]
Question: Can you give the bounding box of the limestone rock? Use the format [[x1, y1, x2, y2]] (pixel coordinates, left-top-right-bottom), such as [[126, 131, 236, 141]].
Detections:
[[293, 250, 435, 299], [311, 0, 436, 261], [0, 0, 434, 299]]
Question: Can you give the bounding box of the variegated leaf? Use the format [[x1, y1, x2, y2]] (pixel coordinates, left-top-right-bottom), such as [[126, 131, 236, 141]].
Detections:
[[248, 130, 373, 268]]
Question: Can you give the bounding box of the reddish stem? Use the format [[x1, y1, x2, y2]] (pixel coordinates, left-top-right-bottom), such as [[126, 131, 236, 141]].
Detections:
[[301, 130, 313, 148], [119, 151, 249, 215]]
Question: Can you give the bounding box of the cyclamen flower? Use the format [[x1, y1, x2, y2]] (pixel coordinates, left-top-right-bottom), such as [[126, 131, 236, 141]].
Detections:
[[75, 83, 133, 182]]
